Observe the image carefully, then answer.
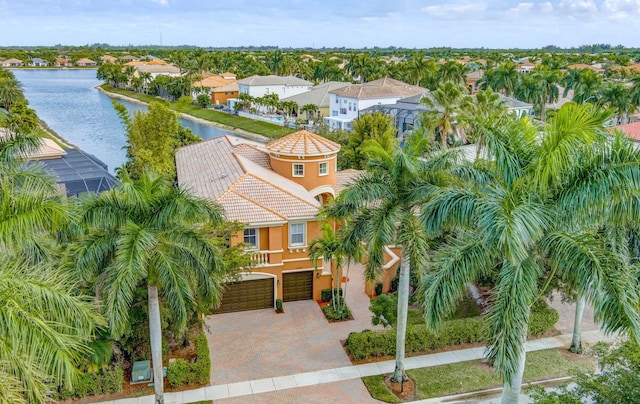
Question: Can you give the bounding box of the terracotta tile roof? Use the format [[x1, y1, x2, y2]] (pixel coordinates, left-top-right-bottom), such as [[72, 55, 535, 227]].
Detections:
[[265, 130, 341, 156], [614, 122, 640, 142], [567, 63, 604, 72], [335, 169, 362, 194], [329, 77, 428, 100], [176, 136, 320, 224], [193, 75, 238, 89]]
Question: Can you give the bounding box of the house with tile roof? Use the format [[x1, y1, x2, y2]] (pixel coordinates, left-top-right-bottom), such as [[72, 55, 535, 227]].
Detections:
[[100, 55, 117, 64], [324, 78, 429, 131], [75, 58, 97, 67], [176, 130, 366, 313], [238, 75, 313, 99], [1, 58, 23, 67], [192, 73, 239, 105], [280, 81, 351, 119], [54, 57, 72, 67], [29, 58, 48, 67], [613, 121, 640, 144]]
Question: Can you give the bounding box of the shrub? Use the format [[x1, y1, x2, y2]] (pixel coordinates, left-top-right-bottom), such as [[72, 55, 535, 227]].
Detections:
[[528, 300, 560, 336], [275, 298, 284, 313], [374, 282, 383, 296], [370, 293, 398, 327], [346, 300, 558, 361], [196, 93, 212, 108], [321, 288, 343, 303], [166, 332, 210, 387], [57, 363, 124, 399], [322, 305, 352, 321]]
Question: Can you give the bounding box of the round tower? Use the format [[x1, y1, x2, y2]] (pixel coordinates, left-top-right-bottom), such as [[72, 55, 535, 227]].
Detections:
[[265, 130, 340, 204]]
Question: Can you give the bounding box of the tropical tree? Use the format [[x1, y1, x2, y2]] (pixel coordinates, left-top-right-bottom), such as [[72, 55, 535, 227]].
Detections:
[[479, 62, 519, 96], [419, 81, 474, 148], [301, 103, 319, 120], [309, 224, 347, 311], [420, 103, 640, 403], [598, 82, 635, 125], [563, 68, 603, 104], [323, 133, 458, 384], [342, 111, 396, 169], [515, 73, 546, 116], [436, 60, 468, 85], [0, 69, 25, 110], [68, 170, 230, 404]]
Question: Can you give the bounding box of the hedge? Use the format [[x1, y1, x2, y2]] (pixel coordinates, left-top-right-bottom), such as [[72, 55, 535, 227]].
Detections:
[[346, 300, 558, 361], [321, 288, 343, 303], [167, 332, 211, 387], [57, 363, 124, 399]]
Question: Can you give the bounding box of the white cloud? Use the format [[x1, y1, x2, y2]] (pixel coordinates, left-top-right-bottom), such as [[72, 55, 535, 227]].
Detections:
[[507, 2, 534, 14], [558, 0, 598, 17], [602, 0, 640, 19], [421, 2, 486, 17], [151, 0, 169, 6]]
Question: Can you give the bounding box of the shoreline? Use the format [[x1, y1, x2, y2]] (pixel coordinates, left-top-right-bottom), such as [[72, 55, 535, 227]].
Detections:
[[95, 86, 270, 145]]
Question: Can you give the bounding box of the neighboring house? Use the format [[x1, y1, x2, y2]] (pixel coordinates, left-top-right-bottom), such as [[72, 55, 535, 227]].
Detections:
[[238, 75, 313, 99], [192, 72, 239, 105], [613, 121, 640, 145], [132, 64, 181, 79], [517, 62, 537, 73], [54, 57, 72, 67], [176, 130, 365, 313], [0, 128, 116, 197], [75, 58, 97, 67], [29, 58, 48, 67], [119, 55, 139, 62], [567, 63, 605, 74], [465, 70, 484, 94], [280, 81, 351, 119], [1, 58, 23, 67], [100, 55, 117, 64], [362, 93, 534, 134], [324, 77, 428, 131]]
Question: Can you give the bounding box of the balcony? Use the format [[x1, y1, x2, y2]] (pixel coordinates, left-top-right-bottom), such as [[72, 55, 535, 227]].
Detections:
[[249, 249, 283, 267]]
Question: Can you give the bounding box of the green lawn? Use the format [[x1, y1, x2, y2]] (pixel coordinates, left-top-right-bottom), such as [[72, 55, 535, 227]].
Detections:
[[99, 84, 296, 139], [363, 348, 595, 402]]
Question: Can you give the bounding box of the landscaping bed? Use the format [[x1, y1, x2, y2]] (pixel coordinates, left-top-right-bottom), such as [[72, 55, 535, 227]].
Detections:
[[363, 348, 595, 402], [346, 300, 559, 363]]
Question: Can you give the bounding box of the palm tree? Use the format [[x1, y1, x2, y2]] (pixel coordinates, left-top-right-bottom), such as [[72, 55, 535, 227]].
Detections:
[[598, 82, 635, 125], [301, 103, 319, 120], [479, 62, 519, 96], [0, 255, 102, 404], [419, 81, 474, 148], [324, 133, 457, 384], [0, 70, 25, 110], [309, 224, 347, 311], [0, 132, 101, 404], [68, 171, 229, 404], [515, 73, 546, 117], [346, 53, 374, 83], [420, 103, 640, 403], [436, 60, 468, 85]]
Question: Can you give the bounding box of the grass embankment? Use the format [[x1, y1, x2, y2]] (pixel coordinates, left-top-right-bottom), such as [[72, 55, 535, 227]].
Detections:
[[363, 348, 595, 402], [99, 84, 296, 139]]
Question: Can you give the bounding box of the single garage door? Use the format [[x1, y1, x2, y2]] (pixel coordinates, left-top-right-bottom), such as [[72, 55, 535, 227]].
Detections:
[[213, 278, 274, 314], [283, 271, 313, 302]]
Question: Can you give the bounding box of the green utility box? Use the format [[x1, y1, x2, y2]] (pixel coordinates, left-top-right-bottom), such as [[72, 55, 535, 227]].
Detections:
[[131, 360, 152, 384]]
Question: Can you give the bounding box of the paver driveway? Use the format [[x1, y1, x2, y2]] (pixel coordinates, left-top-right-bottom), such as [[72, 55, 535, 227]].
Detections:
[[204, 263, 381, 385]]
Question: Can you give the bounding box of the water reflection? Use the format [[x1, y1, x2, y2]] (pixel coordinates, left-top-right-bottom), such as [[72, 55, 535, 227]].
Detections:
[[12, 69, 231, 173]]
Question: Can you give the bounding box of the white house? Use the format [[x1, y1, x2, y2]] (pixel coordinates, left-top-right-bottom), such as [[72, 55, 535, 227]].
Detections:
[[324, 78, 428, 131], [238, 75, 313, 99]]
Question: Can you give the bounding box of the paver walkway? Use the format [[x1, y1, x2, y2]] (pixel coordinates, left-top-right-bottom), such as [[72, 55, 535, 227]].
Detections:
[[96, 328, 613, 404]]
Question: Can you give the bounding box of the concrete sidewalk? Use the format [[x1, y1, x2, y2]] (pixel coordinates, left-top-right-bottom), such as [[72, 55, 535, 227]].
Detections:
[[96, 329, 612, 404]]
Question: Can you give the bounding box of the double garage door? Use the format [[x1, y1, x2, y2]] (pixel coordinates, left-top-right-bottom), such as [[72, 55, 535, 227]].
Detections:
[[213, 271, 314, 314]]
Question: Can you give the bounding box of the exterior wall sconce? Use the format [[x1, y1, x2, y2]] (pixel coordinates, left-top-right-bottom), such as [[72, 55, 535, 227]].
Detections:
[[277, 279, 280, 286], [316, 272, 321, 278]]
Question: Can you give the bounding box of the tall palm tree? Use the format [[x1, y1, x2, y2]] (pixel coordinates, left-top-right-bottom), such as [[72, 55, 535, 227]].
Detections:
[[323, 133, 457, 384], [515, 73, 546, 116], [309, 224, 347, 311], [419, 81, 474, 148], [436, 60, 468, 85], [420, 103, 640, 403], [68, 171, 229, 404]]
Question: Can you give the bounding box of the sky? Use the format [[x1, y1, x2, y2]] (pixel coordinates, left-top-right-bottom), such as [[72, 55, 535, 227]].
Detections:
[[1, 0, 639, 49]]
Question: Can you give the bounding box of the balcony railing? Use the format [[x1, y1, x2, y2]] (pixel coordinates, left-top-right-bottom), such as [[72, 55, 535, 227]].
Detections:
[[249, 250, 283, 267]]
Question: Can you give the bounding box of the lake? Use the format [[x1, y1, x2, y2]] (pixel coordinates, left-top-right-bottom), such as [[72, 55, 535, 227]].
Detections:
[[12, 69, 233, 173]]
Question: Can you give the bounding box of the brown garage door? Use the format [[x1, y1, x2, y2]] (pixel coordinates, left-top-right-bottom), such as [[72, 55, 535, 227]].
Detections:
[[213, 278, 274, 314], [283, 271, 313, 302]]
